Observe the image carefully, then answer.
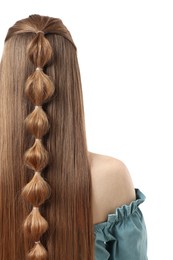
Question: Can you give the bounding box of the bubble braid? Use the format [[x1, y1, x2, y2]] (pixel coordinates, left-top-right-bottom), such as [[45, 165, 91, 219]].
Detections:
[[22, 30, 55, 259]]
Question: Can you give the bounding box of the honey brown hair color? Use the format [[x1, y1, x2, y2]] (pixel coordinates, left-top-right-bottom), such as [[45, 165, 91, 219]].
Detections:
[[0, 14, 94, 260]]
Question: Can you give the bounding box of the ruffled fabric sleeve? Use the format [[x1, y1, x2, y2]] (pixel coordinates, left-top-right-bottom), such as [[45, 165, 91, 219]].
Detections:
[[94, 189, 148, 260]]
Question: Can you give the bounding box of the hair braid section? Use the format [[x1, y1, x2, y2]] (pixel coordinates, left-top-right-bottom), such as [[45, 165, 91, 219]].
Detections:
[[22, 32, 55, 259]]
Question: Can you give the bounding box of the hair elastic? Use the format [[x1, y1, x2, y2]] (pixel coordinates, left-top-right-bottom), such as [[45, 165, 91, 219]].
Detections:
[[35, 67, 43, 71], [35, 241, 40, 244], [35, 171, 41, 174], [36, 30, 44, 34], [35, 138, 41, 141], [33, 206, 39, 210]]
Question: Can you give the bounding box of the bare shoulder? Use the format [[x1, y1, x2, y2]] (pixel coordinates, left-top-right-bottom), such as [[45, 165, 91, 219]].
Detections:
[[88, 151, 136, 224]]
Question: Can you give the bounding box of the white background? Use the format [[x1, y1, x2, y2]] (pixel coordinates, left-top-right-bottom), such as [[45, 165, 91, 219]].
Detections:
[[0, 1, 173, 259]]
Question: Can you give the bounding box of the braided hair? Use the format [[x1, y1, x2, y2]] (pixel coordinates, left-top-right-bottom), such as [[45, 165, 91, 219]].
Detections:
[[0, 14, 94, 260], [21, 30, 54, 259]]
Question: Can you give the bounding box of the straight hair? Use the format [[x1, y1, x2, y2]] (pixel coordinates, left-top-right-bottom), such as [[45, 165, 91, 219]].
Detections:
[[0, 14, 94, 260]]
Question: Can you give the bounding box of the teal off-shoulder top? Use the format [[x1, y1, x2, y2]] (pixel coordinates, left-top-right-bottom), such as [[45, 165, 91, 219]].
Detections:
[[94, 189, 148, 260]]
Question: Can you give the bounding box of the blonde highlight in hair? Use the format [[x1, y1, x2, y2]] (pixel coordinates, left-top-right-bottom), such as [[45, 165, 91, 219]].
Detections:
[[0, 14, 94, 260]]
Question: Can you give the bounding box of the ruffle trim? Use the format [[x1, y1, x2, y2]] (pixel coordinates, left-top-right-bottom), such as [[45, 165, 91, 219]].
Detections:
[[94, 189, 145, 233]]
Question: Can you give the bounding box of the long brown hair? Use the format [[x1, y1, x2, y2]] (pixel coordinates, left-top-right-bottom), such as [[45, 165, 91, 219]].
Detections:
[[0, 14, 94, 260]]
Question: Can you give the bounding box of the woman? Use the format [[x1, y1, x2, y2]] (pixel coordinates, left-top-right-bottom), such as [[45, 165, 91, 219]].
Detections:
[[0, 14, 148, 260]]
